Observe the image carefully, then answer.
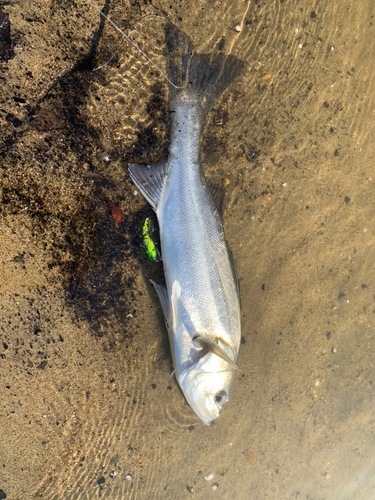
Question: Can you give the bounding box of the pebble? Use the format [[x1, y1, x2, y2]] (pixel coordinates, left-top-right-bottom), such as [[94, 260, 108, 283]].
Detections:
[[234, 24, 241, 32], [125, 474, 132, 481], [205, 472, 214, 481], [133, 191, 138, 196], [212, 483, 219, 491], [331, 347, 337, 354], [109, 470, 117, 478], [250, 214, 255, 220], [315, 379, 320, 387], [103, 156, 110, 162], [298, 42, 303, 49], [222, 177, 230, 186]]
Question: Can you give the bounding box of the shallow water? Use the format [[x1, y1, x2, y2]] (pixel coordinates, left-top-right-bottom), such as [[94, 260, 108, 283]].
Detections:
[[1, 0, 375, 499]]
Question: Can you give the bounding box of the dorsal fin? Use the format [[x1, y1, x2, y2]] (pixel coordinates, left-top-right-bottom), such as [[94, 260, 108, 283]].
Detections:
[[226, 241, 240, 301], [206, 180, 225, 220]]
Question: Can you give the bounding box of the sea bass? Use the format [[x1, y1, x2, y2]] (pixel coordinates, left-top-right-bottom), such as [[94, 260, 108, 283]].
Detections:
[[129, 28, 243, 426]]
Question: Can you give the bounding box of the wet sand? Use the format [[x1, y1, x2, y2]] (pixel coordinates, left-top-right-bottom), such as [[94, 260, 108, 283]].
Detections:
[[1, 0, 375, 498]]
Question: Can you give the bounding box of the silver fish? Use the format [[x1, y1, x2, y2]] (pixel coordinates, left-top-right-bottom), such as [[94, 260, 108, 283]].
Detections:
[[129, 28, 243, 426]]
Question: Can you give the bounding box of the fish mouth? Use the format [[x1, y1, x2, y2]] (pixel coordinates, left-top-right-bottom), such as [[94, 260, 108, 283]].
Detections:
[[194, 395, 222, 427], [203, 391, 229, 426], [178, 366, 230, 426]]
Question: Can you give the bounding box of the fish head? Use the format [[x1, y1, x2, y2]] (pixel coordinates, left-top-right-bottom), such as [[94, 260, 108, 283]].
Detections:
[[178, 353, 234, 426]]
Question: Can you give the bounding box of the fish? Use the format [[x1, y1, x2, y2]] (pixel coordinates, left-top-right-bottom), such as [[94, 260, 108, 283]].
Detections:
[[129, 27, 243, 426]]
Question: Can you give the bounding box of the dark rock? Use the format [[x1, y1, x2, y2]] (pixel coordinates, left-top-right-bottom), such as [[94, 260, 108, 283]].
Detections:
[[5, 113, 22, 127]]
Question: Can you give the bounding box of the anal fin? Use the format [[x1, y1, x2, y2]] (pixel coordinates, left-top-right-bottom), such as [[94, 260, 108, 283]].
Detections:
[[128, 159, 168, 211]]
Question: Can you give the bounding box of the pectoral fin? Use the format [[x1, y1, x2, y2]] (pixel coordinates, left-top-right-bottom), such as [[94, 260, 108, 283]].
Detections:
[[171, 280, 181, 330], [192, 334, 240, 371]]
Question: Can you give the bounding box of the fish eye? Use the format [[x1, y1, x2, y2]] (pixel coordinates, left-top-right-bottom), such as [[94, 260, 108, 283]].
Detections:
[[215, 390, 227, 403]]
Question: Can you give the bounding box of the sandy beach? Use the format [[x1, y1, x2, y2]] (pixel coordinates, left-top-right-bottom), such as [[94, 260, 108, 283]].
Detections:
[[1, 0, 375, 498]]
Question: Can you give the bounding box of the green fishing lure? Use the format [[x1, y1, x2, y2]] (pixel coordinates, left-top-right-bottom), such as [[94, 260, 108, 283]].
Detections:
[[142, 217, 160, 261]]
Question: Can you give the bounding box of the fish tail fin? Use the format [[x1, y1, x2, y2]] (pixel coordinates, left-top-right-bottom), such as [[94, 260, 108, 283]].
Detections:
[[166, 26, 244, 113]]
